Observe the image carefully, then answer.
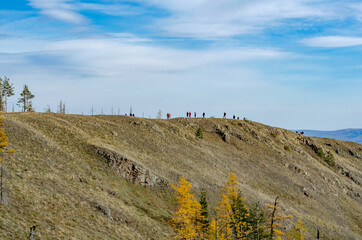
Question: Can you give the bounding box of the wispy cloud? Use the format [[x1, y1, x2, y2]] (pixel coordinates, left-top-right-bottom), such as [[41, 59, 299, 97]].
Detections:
[[76, 3, 143, 16], [138, 0, 337, 39], [301, 36, 362, 47], [28, 0, 85, 24]]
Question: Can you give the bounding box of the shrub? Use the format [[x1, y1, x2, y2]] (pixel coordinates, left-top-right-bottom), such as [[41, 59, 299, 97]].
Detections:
[[317, 148, 325, 158], [324, 151, 335, 167], [195, 127, 204, 139], [284, 145, 291, 151]]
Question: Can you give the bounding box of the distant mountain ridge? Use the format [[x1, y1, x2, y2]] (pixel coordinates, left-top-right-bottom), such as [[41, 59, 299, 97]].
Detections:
[[296, 129, 362, 144]]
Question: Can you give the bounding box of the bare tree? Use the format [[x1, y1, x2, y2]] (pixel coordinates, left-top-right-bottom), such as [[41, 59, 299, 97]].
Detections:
[[156, 109, 162, 119]]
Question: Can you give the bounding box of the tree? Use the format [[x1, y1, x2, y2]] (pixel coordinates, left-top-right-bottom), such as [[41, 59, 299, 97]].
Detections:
[[17, 85, 35, 112], [267, 196, 292, 240], [45, 105, 52, 113], [171, 176, 205, 239], [2, 77, 14, 112], [199, 188, 210, 236], [0, 77, 3, 112], [230, 191, 250, 239], [58, 100, 65, 114], [195, 127, 204, 139], [156, 109, 162, 119], [0, 113, 15, 205], [209, 217, 224, 240], [245, 202, 269, 240], [287, 219, 307, 240], [216, 173, 241, 239]]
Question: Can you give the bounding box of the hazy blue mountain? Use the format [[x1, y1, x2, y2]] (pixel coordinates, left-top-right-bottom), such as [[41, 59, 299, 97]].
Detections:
[[296, 129, 362, 144]]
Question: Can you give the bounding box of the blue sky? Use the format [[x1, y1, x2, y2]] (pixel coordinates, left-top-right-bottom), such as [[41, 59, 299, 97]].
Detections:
[[1, 0, 362, 130]]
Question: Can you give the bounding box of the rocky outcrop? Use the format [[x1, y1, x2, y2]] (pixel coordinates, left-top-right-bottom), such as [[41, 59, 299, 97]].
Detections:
[[89, 145, 167, 188]]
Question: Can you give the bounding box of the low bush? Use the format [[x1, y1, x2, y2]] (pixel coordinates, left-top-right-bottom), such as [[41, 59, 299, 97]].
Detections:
[[195, 127, 204, 139]]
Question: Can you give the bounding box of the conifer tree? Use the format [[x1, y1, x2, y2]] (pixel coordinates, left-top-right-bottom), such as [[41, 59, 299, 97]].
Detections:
[[17, 85, 35, 112], [230, 191, 250, 239], [2, 77, 14, 112], [246, 202, 269, 239], [209, 217, 224, 240], [216, 173, 241, 239], [287, 219, 307, 240], [199, 188, 210, 236], [267, 196, 292, 240], [172, 176, 205, 239]]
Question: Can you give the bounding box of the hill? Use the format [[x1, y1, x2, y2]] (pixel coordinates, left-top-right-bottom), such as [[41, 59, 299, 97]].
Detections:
[[0, 113, 361, 239], [297, 129, 362, 144]]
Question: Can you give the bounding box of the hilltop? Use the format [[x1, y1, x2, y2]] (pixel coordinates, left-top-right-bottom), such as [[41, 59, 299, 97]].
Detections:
[[0, 113, 361, 239]]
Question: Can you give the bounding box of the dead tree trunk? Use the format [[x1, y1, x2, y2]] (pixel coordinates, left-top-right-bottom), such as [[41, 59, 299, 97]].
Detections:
[[269, 196, 279, 240], [28, 225, 36, 240]]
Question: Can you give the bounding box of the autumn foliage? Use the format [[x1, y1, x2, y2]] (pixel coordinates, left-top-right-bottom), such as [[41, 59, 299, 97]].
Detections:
[[171, 174, 306, 240], [171, 176, 205, 239], [0, 113, 15, 205]]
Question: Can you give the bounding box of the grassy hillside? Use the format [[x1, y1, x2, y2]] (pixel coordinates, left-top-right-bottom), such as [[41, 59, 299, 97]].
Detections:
[[0, 113, 361, 239]]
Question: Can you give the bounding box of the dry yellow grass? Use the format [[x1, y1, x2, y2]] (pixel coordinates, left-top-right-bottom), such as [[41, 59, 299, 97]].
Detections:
[[0, 113, 361, 239]]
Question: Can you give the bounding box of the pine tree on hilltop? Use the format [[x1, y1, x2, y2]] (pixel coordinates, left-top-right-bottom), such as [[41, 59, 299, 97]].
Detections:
[[2, 77, 15, 113], [17, 85, 35, 112]]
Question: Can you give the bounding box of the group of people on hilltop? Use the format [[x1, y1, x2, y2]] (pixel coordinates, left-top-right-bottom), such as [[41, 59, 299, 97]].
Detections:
[[126, 111, 243, 120], [186, 112, 206, 118], [184, 112, 242, 120]]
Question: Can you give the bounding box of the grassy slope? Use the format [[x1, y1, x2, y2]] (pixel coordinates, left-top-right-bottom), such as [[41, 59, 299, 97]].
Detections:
[[0, 113, 361, 239]]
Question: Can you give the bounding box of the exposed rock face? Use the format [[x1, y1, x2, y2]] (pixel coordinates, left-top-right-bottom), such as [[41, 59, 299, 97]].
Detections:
[[90, 145, 167, 188]]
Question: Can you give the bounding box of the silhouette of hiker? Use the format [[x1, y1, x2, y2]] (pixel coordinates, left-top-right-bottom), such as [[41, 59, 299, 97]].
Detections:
[[233, 115, 235, 119], [223, 112, 226, 118], [189, 112, 191, 118], [167, 113, 170, 119], [194, 112, 196, 118], [186, 112, 188, 118], [203, 112, 205, 118]]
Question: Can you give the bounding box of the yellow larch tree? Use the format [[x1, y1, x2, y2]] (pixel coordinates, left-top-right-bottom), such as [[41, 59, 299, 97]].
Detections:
[[215, 173, 249, 240], [267, 196, 292, 240], [171, 176, 205, 240], [287, 219, 307, 240]]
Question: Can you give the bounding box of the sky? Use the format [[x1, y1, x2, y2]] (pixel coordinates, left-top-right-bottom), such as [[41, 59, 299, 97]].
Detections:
[[0, 0, 362, 130]]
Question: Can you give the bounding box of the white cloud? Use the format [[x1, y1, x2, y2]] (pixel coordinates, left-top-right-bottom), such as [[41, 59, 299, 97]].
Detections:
[[76, 3, 142, 16], [138, 0, 336, 39], [301, 36, 362, 47], [28, 0, 85, 24], [0, 35, 287, 86]]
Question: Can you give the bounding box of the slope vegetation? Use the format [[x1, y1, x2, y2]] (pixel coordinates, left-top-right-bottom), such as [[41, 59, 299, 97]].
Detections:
[[1, 113, 361, 239]]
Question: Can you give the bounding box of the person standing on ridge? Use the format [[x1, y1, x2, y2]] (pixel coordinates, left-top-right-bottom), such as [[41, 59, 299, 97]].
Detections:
[[189, 112, 191, 118], [186, 112, 188, 118], [194, 112, 196, 118], [223, 112, 226, 118], [203, 112, 205, 118], [233, 115, 235, 119]]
